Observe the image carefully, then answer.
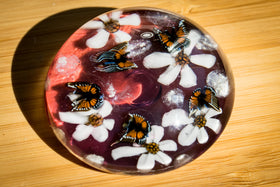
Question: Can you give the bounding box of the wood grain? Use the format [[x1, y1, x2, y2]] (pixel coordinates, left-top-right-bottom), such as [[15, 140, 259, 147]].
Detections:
[[1, 0, 280, 186]]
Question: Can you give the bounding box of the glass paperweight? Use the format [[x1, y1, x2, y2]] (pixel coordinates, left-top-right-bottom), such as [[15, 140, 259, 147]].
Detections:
[[45, 7, 234, 175]]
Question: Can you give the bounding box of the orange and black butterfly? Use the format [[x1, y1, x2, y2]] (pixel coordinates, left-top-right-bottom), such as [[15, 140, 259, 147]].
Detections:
[[113, 114, 151, 145], [95, 42, 138, 72], [189, 87, 221, 116], [154, 20, 190, 54], [67, 82, 104, 111]]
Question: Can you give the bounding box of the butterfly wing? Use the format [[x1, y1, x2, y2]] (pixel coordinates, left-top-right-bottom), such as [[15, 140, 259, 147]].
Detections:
[[96, 62, 121, 72], [95, 42, 127, 63], [189, 88, 202, 116], [160, 32, 173, 48], [189, 87, 221, 116], [154, 27, 173, 49], [113, 43, 138, 70], [169, 20, 190, 53], [95, 42, 136, 72], [203, 87, 221, 112], [133, 114, 151, 144], [117, 60, 138, 70], [96, 60, 137, 72], [111, 42, 128, 56], [72, 100, 91, 111], [119, 114, 151, 145], [67, 82, 103, 111], [154, 20, 190, 54], [176, 20, 187, 38], [96, 51, 116, 62]]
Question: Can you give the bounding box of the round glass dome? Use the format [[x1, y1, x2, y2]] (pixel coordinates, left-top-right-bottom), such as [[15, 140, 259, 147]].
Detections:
[[45, 7, 234, 175]]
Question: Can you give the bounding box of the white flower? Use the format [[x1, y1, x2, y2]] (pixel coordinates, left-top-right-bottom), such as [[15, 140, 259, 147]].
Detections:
[[143, 29, 216, 88], [82, 11, 141, 48], [85, 154, 104, 165], [59, 100, 115, 142], [111, 125, 177, 171], [162, 107, 222, 146], [207, 70, 230, 97]]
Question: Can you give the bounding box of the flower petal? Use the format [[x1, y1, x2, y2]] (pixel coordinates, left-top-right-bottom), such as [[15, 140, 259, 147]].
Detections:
[[143, 52, 174, 69], [86, 29, 110, 49], [72, 124, 93, 141], [98, 100, 113, 118], [205, 108, 222, 119], [111, 11, 122, 20], [98, 14, 109, 22], [119, 13, 141, 26], [146, 125, 164, 144], [190, 54, 216, 68], [137, 153, 155, 170], [198, 107, 209, 115], [184, 29, 201, 55], [158, 64, 181, 86], [159, 140, 177, 151], [197, 127, 209, 144], [103, 119, 115, 130], [82, 20, 104, 29], [111, 146, 147, 160], [85, 154, 104, 165], [206, 118, 222, 134], [178, 125, 199, 146], [72, 109, 97, 117], [179, 124, 194, 135], [59, 111, 88, 124], [67, 93, 81, 102], [114, 30, 132, 43], [154, 151, 172, 166], [179, 65, 197, 88], [194, 107, 208, 117], [91, 125, 108, 142], [162, 109, 193, 127]]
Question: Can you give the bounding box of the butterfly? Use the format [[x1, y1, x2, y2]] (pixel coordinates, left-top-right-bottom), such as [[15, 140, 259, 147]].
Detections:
[[154, 20, 190, 55], [67, 82, 104, 111], [112, 114, 151, 146], [189, 86, 221, 116], [95, 42, 138, 73]]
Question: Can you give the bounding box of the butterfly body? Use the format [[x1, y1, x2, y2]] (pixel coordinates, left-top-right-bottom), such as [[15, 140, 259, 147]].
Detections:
[[154, 20, 190, 55], [118, 114, 151, 145], [189, 87, 220, 116], [95, 42, 138, 72], [67, 82, 104, 111]]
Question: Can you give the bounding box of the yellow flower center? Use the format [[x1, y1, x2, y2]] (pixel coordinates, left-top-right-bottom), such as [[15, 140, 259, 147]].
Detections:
[[175, 49, 190, 66], [86, 114, 103, 127], [194, 115, 207, 128], [104, 19, 120, 33], [145, 142, 160, 154]]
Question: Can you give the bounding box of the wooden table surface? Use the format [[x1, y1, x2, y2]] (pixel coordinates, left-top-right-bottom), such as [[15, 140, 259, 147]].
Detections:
[[1, 0, 280, 186]]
